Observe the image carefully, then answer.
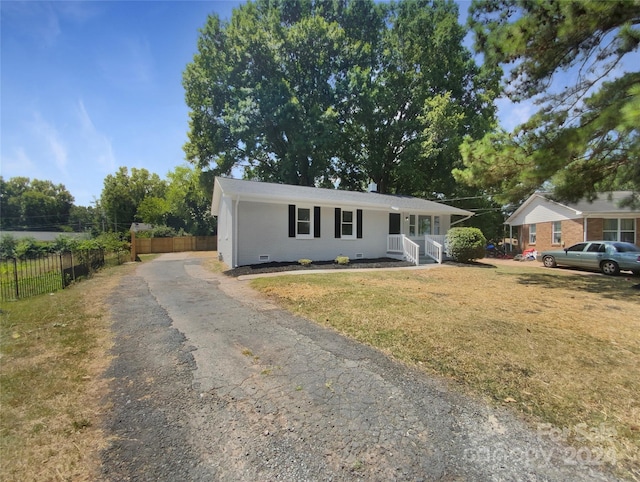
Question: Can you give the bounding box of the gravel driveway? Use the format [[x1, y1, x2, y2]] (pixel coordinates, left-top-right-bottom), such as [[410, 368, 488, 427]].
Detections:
[[100, 252, 619, 481]]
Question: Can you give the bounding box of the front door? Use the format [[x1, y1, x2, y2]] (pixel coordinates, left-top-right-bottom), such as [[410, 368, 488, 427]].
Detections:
[[389, 213, 401, 235]]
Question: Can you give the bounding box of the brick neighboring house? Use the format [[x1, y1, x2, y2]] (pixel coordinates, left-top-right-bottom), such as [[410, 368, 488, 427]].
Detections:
[[505, 192, 640, 254]]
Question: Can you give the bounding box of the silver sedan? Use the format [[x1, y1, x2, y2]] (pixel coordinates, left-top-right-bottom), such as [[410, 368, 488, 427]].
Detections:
[[539, 241, 640, 276]]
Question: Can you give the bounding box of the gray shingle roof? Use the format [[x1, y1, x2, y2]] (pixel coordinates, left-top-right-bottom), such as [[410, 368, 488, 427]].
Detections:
[[212, 177, 473, 216], [505, 191, 638, 225]]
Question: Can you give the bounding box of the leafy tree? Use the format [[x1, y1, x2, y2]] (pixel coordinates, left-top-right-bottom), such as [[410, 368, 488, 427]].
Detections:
[[183, 0, 498, 196], [99, 167, 167, 232], [137, 197, 170, 226], [164, 165, 216, 235], [0, 176, 74, 230], [69, 205, 98, 233], [337, 0, 497, 195], [454, 0, 640, 205]]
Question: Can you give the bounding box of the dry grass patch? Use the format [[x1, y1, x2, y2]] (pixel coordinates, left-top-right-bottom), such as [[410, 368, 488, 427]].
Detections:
[[0, 262, 136, 481], [251, 264, 640, 477]]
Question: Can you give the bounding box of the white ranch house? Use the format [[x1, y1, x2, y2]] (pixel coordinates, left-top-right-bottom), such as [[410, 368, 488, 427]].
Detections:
[[211, 177, 473, 268]]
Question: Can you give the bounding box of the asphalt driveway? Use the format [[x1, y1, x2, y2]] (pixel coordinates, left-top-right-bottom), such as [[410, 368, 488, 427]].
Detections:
[[100, 252, 619, 481]]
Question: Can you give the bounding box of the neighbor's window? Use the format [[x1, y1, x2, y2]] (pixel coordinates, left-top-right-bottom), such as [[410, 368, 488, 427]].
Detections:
[[418, 215, 431, 235], [529, 224, 536, 244], [341, 210, 354, 237], [434, 216, 440, 235], [297, 207, 311, 236], [603, 218, 635, 242], [603, 219, 618, 241], [409, 215, 416, 236], [621, 218, 636, 243], [552, 221, 562, 245]]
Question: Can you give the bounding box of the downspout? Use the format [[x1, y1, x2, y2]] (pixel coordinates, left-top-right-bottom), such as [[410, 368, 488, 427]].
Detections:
[[583, 216, 588, 242], [234, 195, 239, 267]]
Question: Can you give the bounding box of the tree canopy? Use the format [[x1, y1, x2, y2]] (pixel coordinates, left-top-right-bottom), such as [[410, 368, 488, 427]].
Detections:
[[183, 0, 498, 196], [0, 176, 74, 231], [454, 0, 640, 205], [99, 167, 167, 231], [98, 165, 215, 235]]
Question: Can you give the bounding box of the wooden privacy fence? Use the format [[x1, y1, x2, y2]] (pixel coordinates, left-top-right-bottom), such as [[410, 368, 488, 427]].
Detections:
[[130, 235, 217, 261], [0, 250, 105, 301]]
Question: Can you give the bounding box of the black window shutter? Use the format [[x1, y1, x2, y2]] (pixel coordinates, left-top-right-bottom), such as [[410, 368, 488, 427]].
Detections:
[[288, 204, 296, 237], [334, 208, 341, 238], [314, 206, 321, 238], [357, 209, 363, 238]]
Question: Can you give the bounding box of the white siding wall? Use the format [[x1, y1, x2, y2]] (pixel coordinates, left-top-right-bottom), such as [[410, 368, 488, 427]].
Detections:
[[236, 201, 391, 266], [216, 195, 234, 266], [510, 197, 581, 225]]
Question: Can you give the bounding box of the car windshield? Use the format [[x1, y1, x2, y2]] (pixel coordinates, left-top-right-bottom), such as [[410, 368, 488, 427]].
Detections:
[[611, 242, 640, 253]]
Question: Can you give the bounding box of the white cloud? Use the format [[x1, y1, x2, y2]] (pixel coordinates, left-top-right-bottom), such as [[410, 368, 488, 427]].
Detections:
[[0, 1, 101, 47], [97, 36, 155, 89], [30, 112, 68, 174], [0, 147, 38, 179], [495, 98, 537, 132], [76, 100, 116, 172]]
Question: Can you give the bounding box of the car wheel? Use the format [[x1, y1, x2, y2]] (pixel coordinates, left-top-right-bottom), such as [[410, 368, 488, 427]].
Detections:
[[542, 256, 557, 268], [600, 260, 620, 276]]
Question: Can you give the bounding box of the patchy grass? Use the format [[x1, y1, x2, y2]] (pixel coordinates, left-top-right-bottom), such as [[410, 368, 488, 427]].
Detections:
[[250, 264, 640, 477], [0, 262, 136, 481]]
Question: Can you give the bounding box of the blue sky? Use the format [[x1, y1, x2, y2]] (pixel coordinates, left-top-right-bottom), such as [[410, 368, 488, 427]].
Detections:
[[1, 0, 525, 208]]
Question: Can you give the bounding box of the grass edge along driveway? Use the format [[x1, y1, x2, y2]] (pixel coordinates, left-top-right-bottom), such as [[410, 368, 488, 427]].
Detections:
[[0, 262, 139, 482], [249, 263, 640, 479]]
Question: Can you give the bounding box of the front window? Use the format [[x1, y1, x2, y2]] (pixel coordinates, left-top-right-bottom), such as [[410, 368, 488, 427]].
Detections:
[[418, 215, 431, 235], [603, 218, 636, 243], [409, 215, 416, 236], [341, 210, 354, 237], [297, 207, 311, 237], [529, 224, 536, 244], [434, 216, 440, 235], [552, 221, 562, 245]]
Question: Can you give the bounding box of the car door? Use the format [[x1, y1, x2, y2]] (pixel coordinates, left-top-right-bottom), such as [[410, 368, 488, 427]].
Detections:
[[563, 243, 589, 268], [581, 242, 605, 270]]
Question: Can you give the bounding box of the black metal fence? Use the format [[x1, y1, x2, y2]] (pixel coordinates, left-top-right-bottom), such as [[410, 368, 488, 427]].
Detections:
[[0, 250, 107, 301]]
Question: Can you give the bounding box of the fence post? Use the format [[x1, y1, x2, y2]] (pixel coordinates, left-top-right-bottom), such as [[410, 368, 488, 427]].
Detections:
[[131, 230, 137, 262], [59, 253, 65, 289], [13, 258, 19, 299]]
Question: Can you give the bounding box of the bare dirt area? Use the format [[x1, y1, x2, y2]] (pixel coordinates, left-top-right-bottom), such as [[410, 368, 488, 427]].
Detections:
[[99, 252, 623, 481]]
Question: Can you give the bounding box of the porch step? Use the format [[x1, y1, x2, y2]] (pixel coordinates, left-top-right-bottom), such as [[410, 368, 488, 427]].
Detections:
[[418, 256, 437, 265]]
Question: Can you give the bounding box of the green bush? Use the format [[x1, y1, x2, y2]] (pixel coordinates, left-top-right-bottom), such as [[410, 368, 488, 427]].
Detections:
[[0, 234, 17, 258], [298, 258, 312, 266], [335, 256, 350, 265], [52, 235, 80, 253], [445, 227, 486, 263], [14, 237, 51, 259], [92, 232, 129, 253], [135, 225, 179, 238]]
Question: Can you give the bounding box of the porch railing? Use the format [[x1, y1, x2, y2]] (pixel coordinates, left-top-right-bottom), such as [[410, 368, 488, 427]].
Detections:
[[387, 234, 404, 253], [424, 235, 444, 264], [403, 236, 420, 265], [387, 234, 420, 265]]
